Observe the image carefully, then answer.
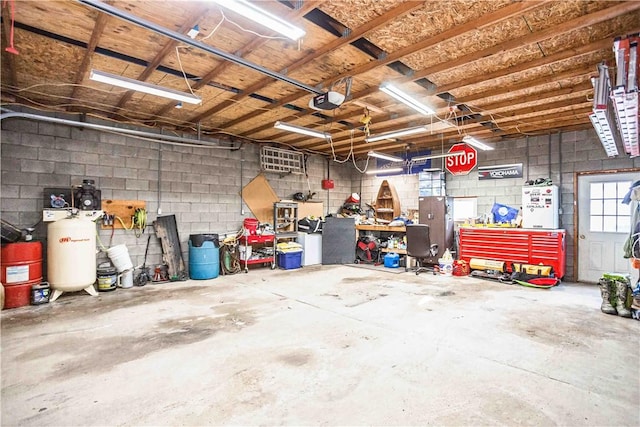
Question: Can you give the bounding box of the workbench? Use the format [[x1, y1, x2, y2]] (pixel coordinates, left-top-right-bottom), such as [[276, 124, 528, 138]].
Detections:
[[356, 224, 407, 261], [355, 224, 406, 233]]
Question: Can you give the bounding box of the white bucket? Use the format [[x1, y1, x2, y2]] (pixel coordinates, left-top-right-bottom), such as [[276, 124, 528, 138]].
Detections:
[[438, 258, 453, 276], [106, 244, 134, 273], [118, 269, 134, 289]]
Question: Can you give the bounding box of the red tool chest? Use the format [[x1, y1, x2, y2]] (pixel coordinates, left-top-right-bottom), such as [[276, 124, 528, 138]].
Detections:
[[458, 227, 566, 279]]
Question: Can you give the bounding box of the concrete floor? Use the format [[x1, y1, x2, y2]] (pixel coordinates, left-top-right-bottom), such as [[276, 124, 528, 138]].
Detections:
[[1, 265, 639, 426]]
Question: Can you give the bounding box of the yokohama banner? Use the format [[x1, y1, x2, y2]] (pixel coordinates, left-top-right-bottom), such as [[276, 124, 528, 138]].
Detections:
[[478, 163, 523, 180]]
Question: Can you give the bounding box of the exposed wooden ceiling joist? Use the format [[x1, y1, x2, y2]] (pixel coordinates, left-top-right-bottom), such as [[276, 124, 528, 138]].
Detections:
[[1, 0, 638, 160]]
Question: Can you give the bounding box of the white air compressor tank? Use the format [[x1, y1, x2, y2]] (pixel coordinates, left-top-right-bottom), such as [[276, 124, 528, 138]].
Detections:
[[47, 216, 98, 301]]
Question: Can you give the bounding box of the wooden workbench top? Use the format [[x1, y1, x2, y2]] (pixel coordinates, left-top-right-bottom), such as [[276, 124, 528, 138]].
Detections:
[[355, 224, 406, 232]]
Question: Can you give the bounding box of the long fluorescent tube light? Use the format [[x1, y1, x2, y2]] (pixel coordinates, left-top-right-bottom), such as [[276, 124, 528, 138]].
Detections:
[[90, 69, 202, 104], [411, 151, 464, 162], [463, 135, 494, 151], [210, 0, 305, 41], [612, 38, 639, 157], [611, 87, 638, 157], [590, 111, 619, 157], [365, 126, 429, 143], [590, 62, 620, 157], [365, 167, 403, 175], [274, 121, 329, 140], [367, 150, 403, 162], [379, 83, 435, 115]]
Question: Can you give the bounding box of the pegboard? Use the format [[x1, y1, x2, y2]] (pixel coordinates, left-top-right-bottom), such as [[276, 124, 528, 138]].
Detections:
[[101, 199, 146, 229]]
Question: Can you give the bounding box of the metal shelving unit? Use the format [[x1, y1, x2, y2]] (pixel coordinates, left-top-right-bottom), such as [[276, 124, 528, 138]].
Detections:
[[273, 202, 299, 268]]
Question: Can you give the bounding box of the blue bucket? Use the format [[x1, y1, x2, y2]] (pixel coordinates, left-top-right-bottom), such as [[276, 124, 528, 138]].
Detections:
[[188, 234, 219, 280]]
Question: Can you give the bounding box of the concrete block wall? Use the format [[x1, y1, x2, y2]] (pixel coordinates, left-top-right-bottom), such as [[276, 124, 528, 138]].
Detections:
[[357, 173, 420, 215], [358, 129, 640, 281], [1, 111, 352, 276]]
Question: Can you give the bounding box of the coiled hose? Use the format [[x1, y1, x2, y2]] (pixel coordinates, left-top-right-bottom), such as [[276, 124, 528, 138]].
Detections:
[[220, 229, 244, 275]]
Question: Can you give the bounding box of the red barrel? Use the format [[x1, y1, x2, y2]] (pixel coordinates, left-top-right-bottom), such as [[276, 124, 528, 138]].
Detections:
[[1, 242, 43, 309]]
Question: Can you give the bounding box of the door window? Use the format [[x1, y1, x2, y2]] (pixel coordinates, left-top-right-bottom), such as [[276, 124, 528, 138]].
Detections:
[[589, 181, 632, 232]]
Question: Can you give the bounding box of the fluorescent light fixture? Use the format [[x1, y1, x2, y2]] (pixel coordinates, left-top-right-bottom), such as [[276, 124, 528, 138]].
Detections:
[[367, 150, 403, 162], [590, 111, 619, 157], [612, 87, 639, 157], [462, 135, 494, 151], [590, 62, 621, 157], [274, 121, 329, 140], [90, 69, 201, 104], [210, 0, 305, 41], [612, 38, 639, 157], [411, 151, 464, 162], [379, 83, 435, 115], [365, 167, 403, 175], [365, 125, 429, 143]]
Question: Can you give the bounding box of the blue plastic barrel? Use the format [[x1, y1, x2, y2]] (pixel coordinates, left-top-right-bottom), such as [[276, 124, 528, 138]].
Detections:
[[188, 234, 219, 280]]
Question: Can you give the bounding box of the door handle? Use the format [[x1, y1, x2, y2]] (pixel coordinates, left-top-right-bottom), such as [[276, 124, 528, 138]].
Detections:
[[579, 234, 585, 239]]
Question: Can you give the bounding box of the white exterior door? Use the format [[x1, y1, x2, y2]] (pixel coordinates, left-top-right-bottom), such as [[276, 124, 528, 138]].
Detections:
[[577, 172, 638, 283]]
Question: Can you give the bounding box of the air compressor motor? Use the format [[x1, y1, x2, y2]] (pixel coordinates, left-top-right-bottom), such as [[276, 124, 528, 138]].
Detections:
[[74, 179, 101, 210]]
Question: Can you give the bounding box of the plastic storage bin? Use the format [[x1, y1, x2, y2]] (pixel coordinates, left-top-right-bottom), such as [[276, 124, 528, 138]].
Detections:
[[278, 251, 302, 270]]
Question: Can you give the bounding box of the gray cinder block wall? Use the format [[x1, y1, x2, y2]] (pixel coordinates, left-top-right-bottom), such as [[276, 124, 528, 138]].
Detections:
[[358, 130, 640, 281], [0, 110, 353, 275]]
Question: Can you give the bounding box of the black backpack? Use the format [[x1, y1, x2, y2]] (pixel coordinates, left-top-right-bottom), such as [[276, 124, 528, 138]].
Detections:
[[298, 216, 323, 233]]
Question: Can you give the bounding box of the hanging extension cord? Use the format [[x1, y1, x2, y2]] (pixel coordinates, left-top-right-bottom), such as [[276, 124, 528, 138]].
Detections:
[[114, 208, 147, 237], [132, 208, 147, 237]]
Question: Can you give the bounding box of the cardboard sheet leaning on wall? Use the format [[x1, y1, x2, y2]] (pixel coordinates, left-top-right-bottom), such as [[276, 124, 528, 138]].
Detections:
[[241, 174, 279, 225]]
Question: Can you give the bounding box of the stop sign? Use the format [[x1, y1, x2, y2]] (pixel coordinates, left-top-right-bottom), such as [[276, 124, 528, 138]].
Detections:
[[445, 143, 477, 175]]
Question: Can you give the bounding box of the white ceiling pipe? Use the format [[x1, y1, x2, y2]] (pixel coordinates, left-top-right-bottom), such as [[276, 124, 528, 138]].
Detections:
[[0, 110, 240, 149]]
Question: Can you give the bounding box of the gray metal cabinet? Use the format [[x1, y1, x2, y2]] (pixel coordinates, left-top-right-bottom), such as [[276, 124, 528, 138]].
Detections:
[[418, 196, 454, 264]]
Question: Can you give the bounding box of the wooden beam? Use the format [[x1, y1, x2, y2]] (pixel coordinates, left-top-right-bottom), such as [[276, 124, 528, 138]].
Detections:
[[202, 1, 545, 135], [152, 1, 319, 119], [112, 7, 208, 114], [0, 1, 18, 88], [186, 1, 424, 124], [69, 12, 110, 107], [299, 67, 596, 153], [433, 38, 612, 96], [455, 64, 595, 105], [395, 1, 640, 84]]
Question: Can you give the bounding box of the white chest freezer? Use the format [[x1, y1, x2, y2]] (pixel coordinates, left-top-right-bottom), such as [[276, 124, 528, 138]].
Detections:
[[297, 232, 322, 266]]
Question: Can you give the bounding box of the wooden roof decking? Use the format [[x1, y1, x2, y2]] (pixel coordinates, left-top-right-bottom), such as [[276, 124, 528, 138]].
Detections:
[[1, 0, 639, 158]]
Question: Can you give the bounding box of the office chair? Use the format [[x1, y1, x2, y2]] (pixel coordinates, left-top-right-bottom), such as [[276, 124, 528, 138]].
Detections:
[[405, 224, 439, 275]]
